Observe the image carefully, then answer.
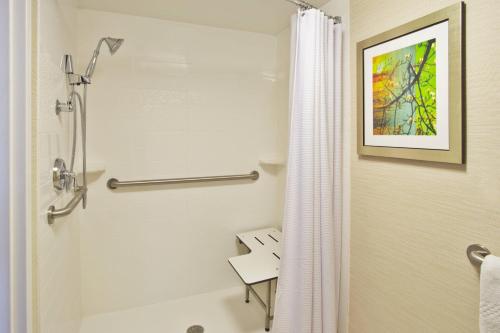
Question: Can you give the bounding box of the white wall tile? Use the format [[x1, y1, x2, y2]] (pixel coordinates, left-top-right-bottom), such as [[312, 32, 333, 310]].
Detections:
[[76, 9, 288, 316], [36, 1, 82, 333]]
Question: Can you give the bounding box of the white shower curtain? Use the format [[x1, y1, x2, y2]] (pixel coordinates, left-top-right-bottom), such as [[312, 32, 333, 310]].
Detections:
[[273, 9, 342, 333]]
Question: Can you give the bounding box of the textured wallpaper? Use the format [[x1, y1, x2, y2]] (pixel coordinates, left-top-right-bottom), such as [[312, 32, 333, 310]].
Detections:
[[349, 1, 500, 332]]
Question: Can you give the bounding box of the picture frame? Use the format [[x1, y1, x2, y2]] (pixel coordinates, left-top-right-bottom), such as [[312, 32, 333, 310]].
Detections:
[[357, 2, 464, 164]]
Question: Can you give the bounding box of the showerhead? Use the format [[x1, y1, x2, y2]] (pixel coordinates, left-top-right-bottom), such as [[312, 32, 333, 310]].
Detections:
[[84, 36, 124, 79], [103, 37, 124, 55]]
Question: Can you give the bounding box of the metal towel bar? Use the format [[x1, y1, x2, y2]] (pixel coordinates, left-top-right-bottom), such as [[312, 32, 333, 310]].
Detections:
[[467, 244, 491, 266], [47, 187, 87, 225], [107, 170, 259, 190]]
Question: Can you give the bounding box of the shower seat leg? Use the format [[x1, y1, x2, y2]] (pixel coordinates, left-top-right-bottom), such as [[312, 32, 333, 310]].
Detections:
[[245, 285, 250, 303], [265, 280, 271, 332]]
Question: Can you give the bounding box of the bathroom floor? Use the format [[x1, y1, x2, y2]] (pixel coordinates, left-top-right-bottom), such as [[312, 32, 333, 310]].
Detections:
[[79, 286, 270, 333]]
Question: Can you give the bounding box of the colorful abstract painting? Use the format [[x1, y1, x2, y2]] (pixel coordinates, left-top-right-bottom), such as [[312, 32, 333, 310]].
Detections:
[[372, 38, 437, 136]]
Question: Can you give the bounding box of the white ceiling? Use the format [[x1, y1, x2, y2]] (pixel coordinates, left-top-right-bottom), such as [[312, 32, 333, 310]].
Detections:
[[77, 0, 330, 35]]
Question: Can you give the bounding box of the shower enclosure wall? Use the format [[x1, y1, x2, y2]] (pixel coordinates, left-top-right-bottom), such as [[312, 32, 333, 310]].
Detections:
[[36, 1, 291, 332], [77, 8, 288, 316]]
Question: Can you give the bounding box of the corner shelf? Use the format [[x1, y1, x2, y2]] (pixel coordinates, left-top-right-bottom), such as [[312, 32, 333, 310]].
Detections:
[[77, 161, 106, 175], [259, 154, 286, 166]]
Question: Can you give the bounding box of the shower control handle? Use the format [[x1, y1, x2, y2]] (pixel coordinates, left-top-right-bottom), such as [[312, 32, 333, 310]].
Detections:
[[52, 158, 76, 192]]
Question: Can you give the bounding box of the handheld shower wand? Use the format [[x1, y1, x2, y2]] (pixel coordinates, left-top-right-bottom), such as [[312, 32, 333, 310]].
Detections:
[[84, 37, 124, 80]]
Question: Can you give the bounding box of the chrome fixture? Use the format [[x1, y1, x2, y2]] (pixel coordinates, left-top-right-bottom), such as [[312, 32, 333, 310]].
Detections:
[[186, 325, 204, 333], [49, 36, 124, 224], [467, 244, 491, 266], [47, 187, 87, 225], [107, 171, 259, 190], [52, 158, 75, 191], [68, 74, 91, 86], [84, 37, 124, 80], [61, 54, 74, 74], [283, 0, 342, 23], [55, 99, 73, 114], [60, 54, 90, 87], [284, 0, 314, 10], [55, 55, 75, 114]]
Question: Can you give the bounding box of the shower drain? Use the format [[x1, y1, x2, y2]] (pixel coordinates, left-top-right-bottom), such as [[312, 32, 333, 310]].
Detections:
[[186, 325, 204, 333]]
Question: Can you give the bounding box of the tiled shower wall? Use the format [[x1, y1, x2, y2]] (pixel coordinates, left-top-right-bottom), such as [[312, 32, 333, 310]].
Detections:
[[76, 10, 288, 316], [36, 0, 82, 332]]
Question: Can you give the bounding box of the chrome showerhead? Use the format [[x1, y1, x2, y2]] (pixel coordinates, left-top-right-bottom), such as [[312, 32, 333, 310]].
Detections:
[[103, 37, 124, 55], [84, 36, 124, 79]]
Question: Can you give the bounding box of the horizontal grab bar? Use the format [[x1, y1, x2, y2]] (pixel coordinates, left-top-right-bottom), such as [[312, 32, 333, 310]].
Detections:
[[47, 187, 87, 225], [107, 170, 260, 190]]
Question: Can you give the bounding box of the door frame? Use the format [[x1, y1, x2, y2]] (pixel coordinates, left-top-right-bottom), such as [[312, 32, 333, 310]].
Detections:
[[2, 0, 34, 332]]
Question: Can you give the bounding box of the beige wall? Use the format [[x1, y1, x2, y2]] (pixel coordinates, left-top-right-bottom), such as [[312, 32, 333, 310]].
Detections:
[[349, 1, 500, 332]]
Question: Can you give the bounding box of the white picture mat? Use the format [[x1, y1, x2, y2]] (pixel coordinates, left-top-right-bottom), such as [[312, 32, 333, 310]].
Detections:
[[363, 21, 449, 150]]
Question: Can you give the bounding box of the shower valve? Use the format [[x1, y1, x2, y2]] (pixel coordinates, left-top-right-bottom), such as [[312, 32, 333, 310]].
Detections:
[[52, 158, 76, 191]]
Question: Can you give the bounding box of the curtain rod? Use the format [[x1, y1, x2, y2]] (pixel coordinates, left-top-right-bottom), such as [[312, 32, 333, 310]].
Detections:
[[283, 0, 342, 24]]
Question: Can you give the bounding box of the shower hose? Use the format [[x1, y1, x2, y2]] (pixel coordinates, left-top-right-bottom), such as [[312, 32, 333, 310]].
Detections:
[[68, 85, 88, 208]]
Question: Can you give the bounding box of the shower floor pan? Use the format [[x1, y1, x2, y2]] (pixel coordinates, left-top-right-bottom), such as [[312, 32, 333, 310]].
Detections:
[[79, 286, 267, 333]]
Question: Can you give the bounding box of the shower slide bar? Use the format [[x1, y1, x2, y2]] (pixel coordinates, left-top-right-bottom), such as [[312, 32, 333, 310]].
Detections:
[[107, 170, 259, 190], [47, 187, 87, 225]]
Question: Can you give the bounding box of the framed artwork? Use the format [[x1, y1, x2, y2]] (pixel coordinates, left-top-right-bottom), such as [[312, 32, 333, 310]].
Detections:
[[357, 3, 464, 163]]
